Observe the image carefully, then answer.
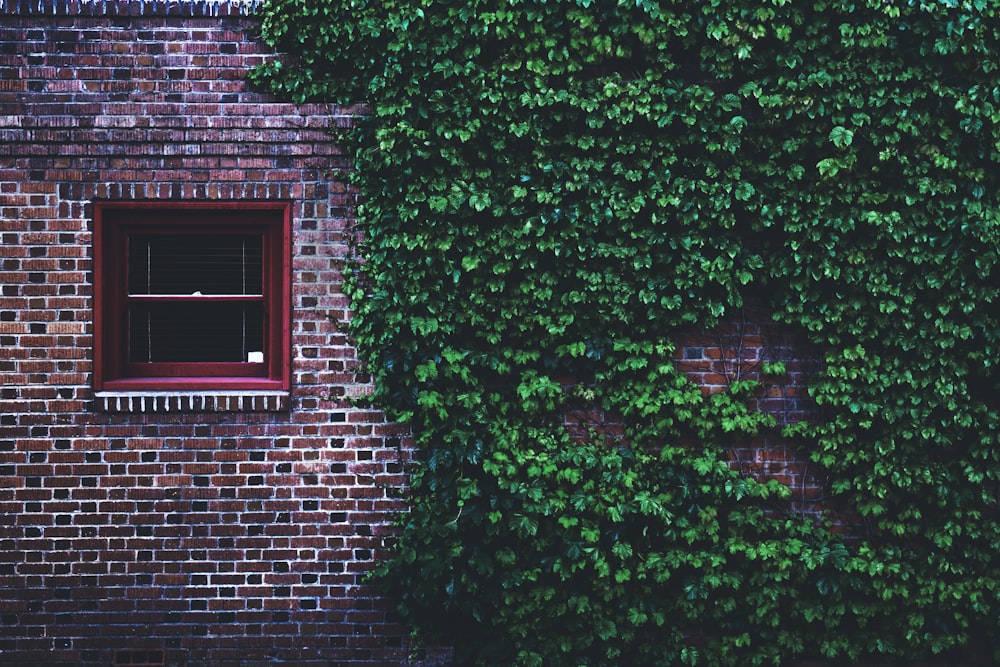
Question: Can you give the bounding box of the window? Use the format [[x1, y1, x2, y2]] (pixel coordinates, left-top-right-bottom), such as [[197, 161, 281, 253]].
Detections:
[[94, 202, 291, 391]]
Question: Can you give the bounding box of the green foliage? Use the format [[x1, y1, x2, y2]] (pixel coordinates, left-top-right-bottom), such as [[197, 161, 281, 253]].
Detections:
[[254, 0, 1000, 664]]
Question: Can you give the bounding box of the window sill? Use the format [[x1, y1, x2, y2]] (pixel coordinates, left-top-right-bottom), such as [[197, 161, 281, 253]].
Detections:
[[94, 390, 290, 413]]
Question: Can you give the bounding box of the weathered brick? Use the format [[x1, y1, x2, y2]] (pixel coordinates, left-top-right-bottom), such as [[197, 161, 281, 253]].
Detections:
[[0, 2, 418, 666]]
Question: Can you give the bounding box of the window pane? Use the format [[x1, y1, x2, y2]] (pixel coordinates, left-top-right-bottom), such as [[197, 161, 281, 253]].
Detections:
[[128, 234, 263, 295], [128, 301, 264, 363]]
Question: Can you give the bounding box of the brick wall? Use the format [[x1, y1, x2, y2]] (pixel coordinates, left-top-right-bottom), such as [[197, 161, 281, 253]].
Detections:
[[0, 2, 449, 665], [671, 309, 828, 516], [562, 307, 829, 518]]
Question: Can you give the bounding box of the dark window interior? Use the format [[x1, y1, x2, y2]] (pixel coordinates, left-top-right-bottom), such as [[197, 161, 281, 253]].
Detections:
[[128, 301, 264, 363], [125, 234, 265, 364], [127, 234, 263, 295]]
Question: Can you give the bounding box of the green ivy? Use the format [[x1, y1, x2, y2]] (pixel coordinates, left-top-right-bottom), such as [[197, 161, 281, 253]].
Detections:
[[253, 1, 1000, 664]]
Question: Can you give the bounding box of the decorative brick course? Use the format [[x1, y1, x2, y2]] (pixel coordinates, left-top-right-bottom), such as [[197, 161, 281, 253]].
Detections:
[[93, 391, 291, 413]]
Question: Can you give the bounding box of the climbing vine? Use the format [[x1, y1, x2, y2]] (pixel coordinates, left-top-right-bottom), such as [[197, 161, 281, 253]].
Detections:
[[253, 1, 1000, 664]]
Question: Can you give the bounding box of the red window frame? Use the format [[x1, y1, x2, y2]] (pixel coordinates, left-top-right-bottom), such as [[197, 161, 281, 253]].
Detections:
[[94, 201, 291, 391]]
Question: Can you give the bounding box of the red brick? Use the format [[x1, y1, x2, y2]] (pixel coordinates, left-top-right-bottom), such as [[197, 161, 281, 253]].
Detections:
[[0, 3, 419, 663]]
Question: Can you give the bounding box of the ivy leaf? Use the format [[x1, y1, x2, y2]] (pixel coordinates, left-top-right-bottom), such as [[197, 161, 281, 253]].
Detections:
[[828, 125, 855, 149]]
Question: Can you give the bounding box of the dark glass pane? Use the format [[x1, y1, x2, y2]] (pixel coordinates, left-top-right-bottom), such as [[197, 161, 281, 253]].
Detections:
[[128, 301, 264, 363], [128, 234, 263, 295]]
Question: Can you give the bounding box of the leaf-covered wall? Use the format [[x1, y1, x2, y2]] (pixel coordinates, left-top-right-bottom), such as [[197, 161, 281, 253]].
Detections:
[[253, 1, 1000, 664]]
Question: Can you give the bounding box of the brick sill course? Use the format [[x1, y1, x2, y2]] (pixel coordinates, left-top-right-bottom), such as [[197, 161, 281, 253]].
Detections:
[[94, 390, 290, 413]]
